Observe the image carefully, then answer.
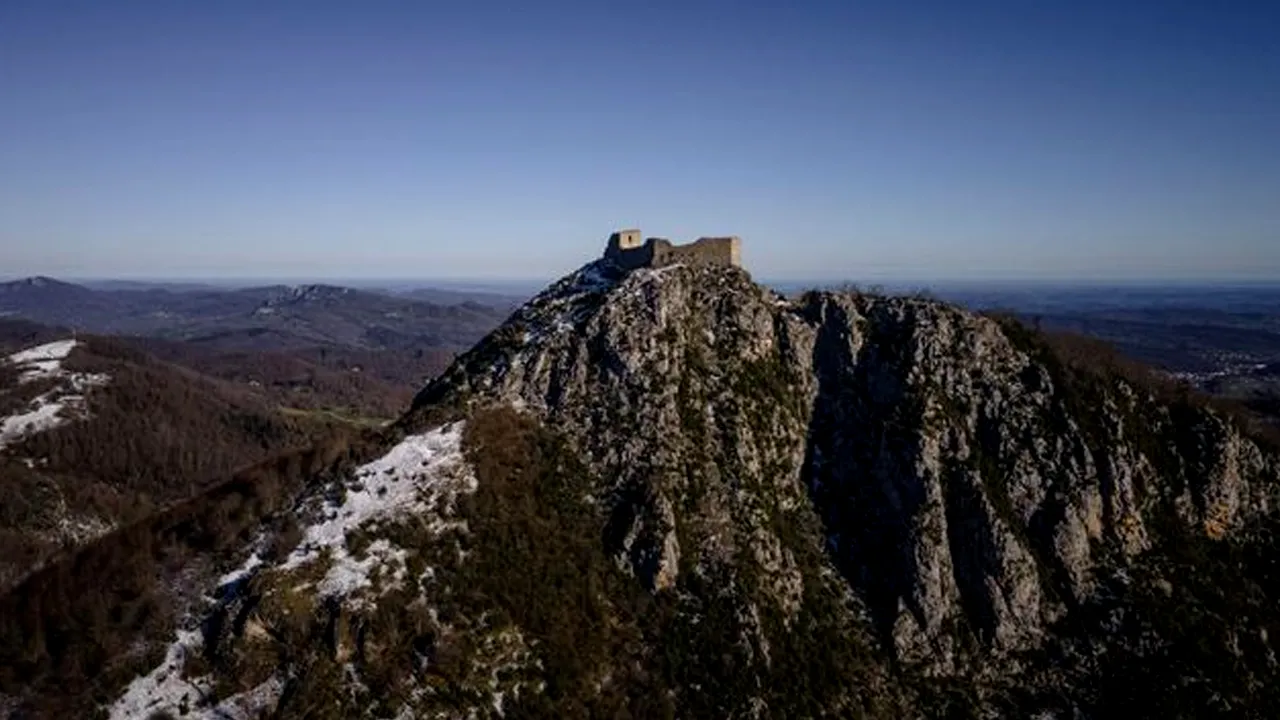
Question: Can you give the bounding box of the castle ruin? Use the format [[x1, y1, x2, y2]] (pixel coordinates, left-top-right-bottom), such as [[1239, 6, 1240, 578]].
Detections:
[[603, 229, 742, 271]]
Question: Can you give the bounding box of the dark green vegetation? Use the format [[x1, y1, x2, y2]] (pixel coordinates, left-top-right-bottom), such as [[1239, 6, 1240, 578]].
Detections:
[[432, 407, 662, 718], [1022, 512, 1280, 718], [0, 335, 343, 590], [4, 264, 1280, 719], [0, 431, 374, 718]]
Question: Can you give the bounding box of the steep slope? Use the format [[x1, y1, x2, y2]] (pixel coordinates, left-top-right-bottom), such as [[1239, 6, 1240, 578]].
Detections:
[[7, 260, 1280, 718], [414, 261, 1277, 641], [0, 333, 329, 591]]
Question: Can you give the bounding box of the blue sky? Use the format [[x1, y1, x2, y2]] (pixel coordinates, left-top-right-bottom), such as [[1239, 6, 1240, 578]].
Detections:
[[1, 0, 1277, 283]]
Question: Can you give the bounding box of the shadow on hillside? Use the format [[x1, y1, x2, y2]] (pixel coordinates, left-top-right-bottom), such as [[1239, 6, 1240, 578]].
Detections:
[[0, 429, 380, 717], [798, 298, 930, 651], [798, 298, 1010, 654]]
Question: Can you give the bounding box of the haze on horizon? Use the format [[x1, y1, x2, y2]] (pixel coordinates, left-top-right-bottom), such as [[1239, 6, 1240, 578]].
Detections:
[[1, 1, 1277, 284]]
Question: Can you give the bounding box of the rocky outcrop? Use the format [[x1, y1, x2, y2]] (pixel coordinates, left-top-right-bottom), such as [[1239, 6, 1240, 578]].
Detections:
[[408, 260, 1280, 678], [93, 258, 1280, 719]]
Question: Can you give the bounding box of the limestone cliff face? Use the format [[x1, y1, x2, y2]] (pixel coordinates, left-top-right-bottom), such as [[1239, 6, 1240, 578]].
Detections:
[[409, 260, 1280, 676], [96, 259, 1280, 719]]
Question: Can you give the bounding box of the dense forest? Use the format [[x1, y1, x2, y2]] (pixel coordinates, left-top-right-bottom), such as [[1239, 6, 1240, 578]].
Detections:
[[0, 333, 345, 591]]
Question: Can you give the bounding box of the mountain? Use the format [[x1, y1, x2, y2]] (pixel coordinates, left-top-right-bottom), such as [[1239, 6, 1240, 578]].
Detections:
[[0, 277, 111, 329], [5, 261, 1280, 718], [392, 286, 529, 312], [0, 324, 341, 592], [0, 277, 512, 420], [0, 277, 509, 351]]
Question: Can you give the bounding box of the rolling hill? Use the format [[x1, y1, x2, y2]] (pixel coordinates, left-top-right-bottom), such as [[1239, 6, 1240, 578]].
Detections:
[[0, 324, 346, 592]]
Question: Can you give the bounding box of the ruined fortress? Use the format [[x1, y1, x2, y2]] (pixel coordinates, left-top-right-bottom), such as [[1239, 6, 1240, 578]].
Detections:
[[604, 229, 742, 271]]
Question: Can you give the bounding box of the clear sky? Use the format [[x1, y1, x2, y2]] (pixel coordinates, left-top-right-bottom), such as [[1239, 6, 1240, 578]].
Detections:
[[1, 0, 1277, 283]]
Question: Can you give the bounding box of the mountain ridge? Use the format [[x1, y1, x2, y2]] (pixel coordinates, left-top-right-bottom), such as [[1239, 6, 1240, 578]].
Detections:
[[5, 260, 1280, 718], [0, 276, 509, 351], [407, 261, 1280, 660], [0, 330, 346, 594]]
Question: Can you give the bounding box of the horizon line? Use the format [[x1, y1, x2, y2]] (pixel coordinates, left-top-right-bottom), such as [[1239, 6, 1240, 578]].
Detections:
[[3, 273, 1280, 290]]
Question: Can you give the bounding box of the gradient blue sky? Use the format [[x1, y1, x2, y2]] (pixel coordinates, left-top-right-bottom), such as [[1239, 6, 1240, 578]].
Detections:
[[1, 1, 1277, 283]]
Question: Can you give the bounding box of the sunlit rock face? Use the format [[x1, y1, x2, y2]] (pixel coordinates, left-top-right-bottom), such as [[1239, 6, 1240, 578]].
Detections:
[[106, 259, 1280, 719]]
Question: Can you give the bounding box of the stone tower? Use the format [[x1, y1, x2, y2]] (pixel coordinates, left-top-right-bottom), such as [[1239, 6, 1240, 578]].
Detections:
[[607, 229, 644, 252]]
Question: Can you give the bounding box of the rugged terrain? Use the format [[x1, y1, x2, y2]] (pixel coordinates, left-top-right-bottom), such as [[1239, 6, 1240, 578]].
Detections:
[[4, 261, 1280, 718], [0, 278, 513, 419], [0, 326, 338, 592]]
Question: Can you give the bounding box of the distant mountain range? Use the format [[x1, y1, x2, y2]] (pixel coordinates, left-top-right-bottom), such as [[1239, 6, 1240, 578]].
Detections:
[[0, 277, 526, 421], [0, 276, 513, 351]]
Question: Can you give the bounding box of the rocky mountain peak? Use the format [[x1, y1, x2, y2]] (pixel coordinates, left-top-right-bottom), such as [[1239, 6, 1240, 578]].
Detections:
[[51, 258, 1280, 719], [406, 257, 1279, 676]]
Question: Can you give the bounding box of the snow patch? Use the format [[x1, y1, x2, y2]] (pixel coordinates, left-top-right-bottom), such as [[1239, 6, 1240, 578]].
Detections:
[[218, 551, 265, 589], [217, 424, 475, 604], [8, 339, 78, 383], [107, 629, 211, 720], [107, 632, 282, 719], [53, 513, 115, 545], [316, 537, 410, 598], [278, 422, 475, 604], [209, 424, 477, 604], [207, 675, 285, 719], [108, 422, 478, 718], [0, 339, 109, 449], [1, 399, 73, 448]]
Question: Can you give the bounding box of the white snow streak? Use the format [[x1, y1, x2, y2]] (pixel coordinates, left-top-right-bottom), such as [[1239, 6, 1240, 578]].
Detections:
[[107, 633, 282, 720], [107, 629, 212, 720], [0, 339, 109, 449], [8, 339, 79, 383], [108, 422, 477, 718], [217, 551, 265, 588], [0, 400, 71, 447], [281, 421, 474, 601]]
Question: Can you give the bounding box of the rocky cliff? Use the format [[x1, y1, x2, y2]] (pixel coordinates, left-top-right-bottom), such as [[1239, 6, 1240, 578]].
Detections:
[[411, 260, 1279, 667], [13, 260, 1280, 718]]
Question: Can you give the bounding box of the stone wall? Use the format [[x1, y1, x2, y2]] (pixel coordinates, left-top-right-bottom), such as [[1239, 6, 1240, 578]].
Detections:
[[605, 236, 658, 270], [653, 237, 741, 268], [604, 232, 741, 271]]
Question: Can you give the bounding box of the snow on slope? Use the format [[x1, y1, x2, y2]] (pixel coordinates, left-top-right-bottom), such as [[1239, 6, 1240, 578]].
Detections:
[[107, 422, 476, 720], [276, 421, 475, 603], [9, 339, 79, 382], [0, 339, 109, 449]]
